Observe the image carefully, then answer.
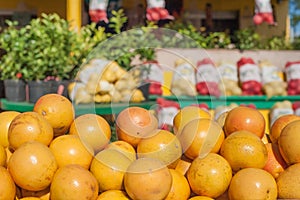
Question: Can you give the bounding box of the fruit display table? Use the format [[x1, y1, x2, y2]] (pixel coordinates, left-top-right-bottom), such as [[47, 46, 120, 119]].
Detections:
[[0, 99, 157, 116], [160, 95, 300, 109], [2, 95, 300, 114]]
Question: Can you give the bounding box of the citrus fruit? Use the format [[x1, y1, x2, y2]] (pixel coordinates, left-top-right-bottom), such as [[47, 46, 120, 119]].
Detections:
[[137, 129, 182, 168], [0, 166, 16, 200], [105, 140, 136, 161], [8, 111, 53, 150], [165, 169, 191, 200], [69, 113, 111, 153], [0, 111, 20, 148], [263, 142, 287, 178], [188, 196, 214, 200], [179, 118, 224, 160], [278, 120, 300, 165], [228, 168, 277, 200], [173, 106, 211, 136], [33, 93, 75, 137], [277, 163, 300, 199], [50, 164, 98, 200], [220, 130, 268, 172], [49, 134, 94, 169], [270, 114, 300, 144], [7, 141, 58, 191], [187, 153, 232, 198], [97, 190, 130, 200], [90, 148, 132, 192], [18, 198, 41, 200], [124, 157, 172, 200], [223, 106, 266, 138], [0, 145, 7, 167], [116, 107, 158, 147]]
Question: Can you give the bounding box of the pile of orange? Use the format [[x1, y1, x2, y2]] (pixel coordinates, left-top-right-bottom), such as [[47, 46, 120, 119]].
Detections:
[[1, 94, 300, 199]]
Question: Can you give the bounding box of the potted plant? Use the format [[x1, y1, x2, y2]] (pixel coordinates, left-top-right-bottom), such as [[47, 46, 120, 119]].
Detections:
[[0, 20, 28, 102]]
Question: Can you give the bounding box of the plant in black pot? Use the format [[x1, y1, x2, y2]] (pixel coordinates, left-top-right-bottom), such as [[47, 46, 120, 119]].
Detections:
[[0, 20, 28, 102], [23, 13, 79, 103]]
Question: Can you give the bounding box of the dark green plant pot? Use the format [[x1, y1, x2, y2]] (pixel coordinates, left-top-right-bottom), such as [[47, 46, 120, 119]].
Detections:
[[28, 80, 52, 103], [4, 79, 26, 102]]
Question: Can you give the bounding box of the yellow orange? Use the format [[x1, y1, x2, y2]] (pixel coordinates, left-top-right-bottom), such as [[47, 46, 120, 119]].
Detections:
[[278, 120, 300, 165], [50, 164, 98, 200], [173, 106, 211, 136], [105, 140, 136, 161], [97, 190, 130, 200], [0, 145, 6, 167], [49, 134, 94, 169], [8, 141, 58, 191], [270, 114, 300, 144], [124, 157, 172, 200], [277, 163, 300, 199], [187, 153, 232, 198], [33, 93, 75, 137], [220, 130, 268, 172], [228, 168, 277, 200], [8, 112, 53, 150], [165, 169, 191, 200], [137, 129, 182, 168], [69, 113, 111, 153], [116, 107, 158, 148], [0, 111, 20, 148], [179, 118, 224, 160], [0, 166, 16, 200], [90, 148, 132, 192], [223, 106, 266, 138]]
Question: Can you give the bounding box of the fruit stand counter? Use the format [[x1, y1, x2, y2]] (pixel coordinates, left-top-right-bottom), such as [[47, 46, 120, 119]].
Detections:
[[160, 95, 300, 109], [0, 99, 157, 115]]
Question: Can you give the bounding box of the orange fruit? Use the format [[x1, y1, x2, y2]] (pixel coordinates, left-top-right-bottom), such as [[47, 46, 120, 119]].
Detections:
[[0, 145, 7, 167], [97, 190, 130, 200], [7, 141, 58, 191], [270, 114, 300, 144], [165, 169, 191, 200], [18, 198, 41, 200], [137, 129, 182, 168], [278, 120, 300, 165], [277, 163, 300, 199], [116, 107, 158, 148], [187, 153, 232, 198], [105, 140, 136, 161], [0, 111, 20, 148], [124, 157, 172, 200], [33, 93, 75, 137], [220, 130, 268, 172], [188, 196, 214, 200], [223, 106, 266, 138], [49, 134, 94, 169], [50, 164, 98, 200], [173, 106, 211, 136], [90, 148, 132, 192], [69, 113, 111, 153], [228, 168, 277, 200], [174, 158, 191, 175], [0, 166, 16, 200], [179, 118, 224, 160], [8, 112, 53, 150], [263, 143, 287, 178]]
